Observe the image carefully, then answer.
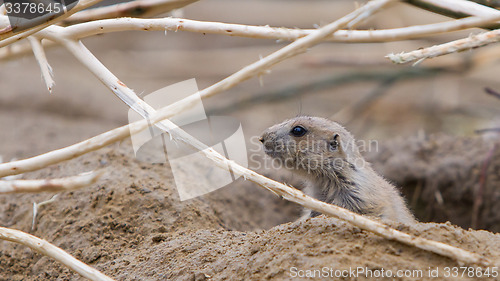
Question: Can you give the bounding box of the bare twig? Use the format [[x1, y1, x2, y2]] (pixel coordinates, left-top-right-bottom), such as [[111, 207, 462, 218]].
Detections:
[[412, 0, 500, 17], [0, 0, 198, 61], [0, 0, 105, 47], [63, 0, 199, 25], [391, 0, 500, 64], [60, 14, 500, 42], [4, 12, 500, 62], [0, 104, 182, 177], [0, 170, 104, 193], [406, 0, 500, 29], [0, 227, 115, 281], [32, 194, 59, 231], [387, 29, 500, 64], [27, 36, 54, 93], [5, 11, 500, 62], [484, 86, 500, 99]]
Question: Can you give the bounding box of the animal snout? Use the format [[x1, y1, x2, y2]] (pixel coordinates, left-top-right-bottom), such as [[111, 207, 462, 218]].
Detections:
[[259, 132, 270, 144], [259, 132, 283, 158], [259, 132, 273, 150]]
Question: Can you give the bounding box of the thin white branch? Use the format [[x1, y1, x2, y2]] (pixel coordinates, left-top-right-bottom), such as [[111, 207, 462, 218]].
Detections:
[[419, 0, 500, 17], [347, 0, 389, 29], [63, 0, 199, 25], [36, 0, 494, 266], [0, 104, 181, 177], [387, 28, 500, 64], [32, 194, 59, 230], [0, 227, 115, 281], [0, 0, 105, 48], [4, 13, 500, 62], [28, 36, 54, 93], [59, 15, 500, 42], [0, 170, 104, 193]]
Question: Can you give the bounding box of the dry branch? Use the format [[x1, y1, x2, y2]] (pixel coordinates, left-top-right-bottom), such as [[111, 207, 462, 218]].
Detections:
[[5, 12, 500, 62], [32, 194, 59, 231], [0, 106, 180, 178], [387, 28, 500, 64], [405, 0, 500, 29], [0, 227, 115, 281], [0, 0, 198, 61], [0, 170, 103, 193], [59, 15, 500, 42], [0, 0, 105, 47], [28, 36, 54, 93], [62, 0, 199, 25], [4, 12, 500, 62], [416, 0, 500, 17]]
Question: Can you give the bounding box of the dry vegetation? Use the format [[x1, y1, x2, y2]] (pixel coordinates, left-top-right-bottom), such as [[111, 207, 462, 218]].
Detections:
[[1, 0, 500, 280]]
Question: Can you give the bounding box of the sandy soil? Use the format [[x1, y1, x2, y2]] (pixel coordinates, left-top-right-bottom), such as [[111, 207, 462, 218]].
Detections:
[[1, 140, 500, 281], [1, 0, 500, 280]]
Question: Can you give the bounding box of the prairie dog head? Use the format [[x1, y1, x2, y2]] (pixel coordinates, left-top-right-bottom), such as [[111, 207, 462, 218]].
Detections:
[[259, 116, 363, 176]]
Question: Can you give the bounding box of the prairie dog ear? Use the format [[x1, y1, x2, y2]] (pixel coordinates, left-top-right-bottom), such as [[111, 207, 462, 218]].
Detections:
[[329, 133, 340, 151]]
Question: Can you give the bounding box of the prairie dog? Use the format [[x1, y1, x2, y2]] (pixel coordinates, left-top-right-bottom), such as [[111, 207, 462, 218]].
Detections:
[[259, 116, 415, 224]]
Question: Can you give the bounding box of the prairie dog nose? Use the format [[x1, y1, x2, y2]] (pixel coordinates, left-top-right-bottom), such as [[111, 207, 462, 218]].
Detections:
[[260, 131, 271, 143]]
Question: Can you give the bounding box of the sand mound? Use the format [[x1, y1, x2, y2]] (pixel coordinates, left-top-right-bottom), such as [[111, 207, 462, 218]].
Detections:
[[1, 136, 499, 280]]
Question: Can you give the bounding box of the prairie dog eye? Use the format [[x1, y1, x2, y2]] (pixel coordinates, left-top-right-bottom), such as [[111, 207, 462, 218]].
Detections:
[[290, 125, 307, 137]]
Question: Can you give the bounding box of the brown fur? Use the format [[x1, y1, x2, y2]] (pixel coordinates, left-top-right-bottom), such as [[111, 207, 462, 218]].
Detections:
[[260, 116, 415, 224]]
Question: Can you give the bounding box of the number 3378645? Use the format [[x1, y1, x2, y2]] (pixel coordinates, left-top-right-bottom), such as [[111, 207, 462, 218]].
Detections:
[[5, 2, 62, 14]]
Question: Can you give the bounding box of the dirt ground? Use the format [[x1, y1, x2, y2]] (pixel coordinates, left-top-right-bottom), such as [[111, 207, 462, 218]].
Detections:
[[1, 140, 500, 281], [1, 0, 500, 280]]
